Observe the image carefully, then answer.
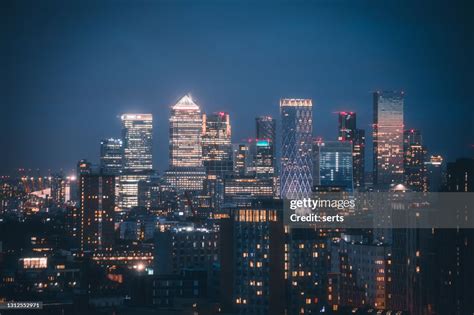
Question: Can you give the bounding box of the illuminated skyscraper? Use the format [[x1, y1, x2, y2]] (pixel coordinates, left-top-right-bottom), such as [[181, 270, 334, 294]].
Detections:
[[233, 143, 251, 176], [353, 129, 366, 188], [373, 91, 404, 189], [338, 112, 365, 188], [256, 116, 276, 178], [232, 200, 285, 314], [338, 111, 356, 142], [79, 173, 115, 252], [254, 139, 275, 178], [120, 114, 153, 210], [100, 138, 123, 175], [166, 95, 205, 191], [121, 114, 153, 172], [202, 112, 233, 177], [280, 98, 313, 199], [169, 95, 203, 168], [403, 129, 427, 191], [256, 116, 276, 141]]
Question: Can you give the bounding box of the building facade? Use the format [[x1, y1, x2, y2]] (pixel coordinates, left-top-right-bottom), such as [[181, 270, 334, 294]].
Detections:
[[373, 91, 404, 189], [280, 98, 313, 199], [403, 129, 427, 191], [119, 114, 153, 210], [202, 112, 233, 177], [100, 138, 123, 176], [313, 140, 353, 192], [79, 174, 115, 252], [166, 95, 206, 191]]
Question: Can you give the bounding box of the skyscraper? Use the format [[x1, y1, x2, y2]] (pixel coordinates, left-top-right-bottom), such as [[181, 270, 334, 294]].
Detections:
[[79, 173, 115, 252], [254, 139, 275, 178], [121, 114, 153, 172], [169, 95, 203, 168], [120, 114, 153, 210], [256, 116, 276, 141], [373, 91, 404, 189], [338, 111, 356, 142], [165, 95, 206, 191], [353, 129, 366, 188], [232, 200, 285, 314], [313, 140, 353, 191], [425, 155, 444, 192], [338, 112, 365, 188], [403, 129, 427, 191], [100, 138, 123, 175], [280, 98, 313, 199], [202, 112, 233, 177], [256, 116, 276, 178], [233, 143, 251, 176], [446, 158, 474, 192]]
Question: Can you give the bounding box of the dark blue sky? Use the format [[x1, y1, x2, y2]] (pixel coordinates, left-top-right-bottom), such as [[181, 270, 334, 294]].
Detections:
[[1, 0, 473, 175]]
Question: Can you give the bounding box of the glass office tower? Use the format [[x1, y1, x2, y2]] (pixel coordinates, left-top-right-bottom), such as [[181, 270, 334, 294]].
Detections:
[[166, 95, 206, 191], [100, 138, 123, 175], [169, 95, 203, 168], [202, 112, 233, 177], [280, 98, 313, 199], [121, 114, 153, 171], [313, 140, 353, 191], [373, 91, 404, 189], [338, 111, 365, 188], [119, 114, 153, 210]]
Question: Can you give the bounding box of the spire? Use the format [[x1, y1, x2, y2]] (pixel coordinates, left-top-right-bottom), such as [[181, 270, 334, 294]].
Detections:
[[172, 94, 200, 110]]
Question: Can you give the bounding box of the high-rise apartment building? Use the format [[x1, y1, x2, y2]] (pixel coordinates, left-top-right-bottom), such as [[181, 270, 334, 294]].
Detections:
[[280, 98, 313, 199], [232, 200, 285, 314], [373, 91, 404, 189], [79, 173, 115, 252]]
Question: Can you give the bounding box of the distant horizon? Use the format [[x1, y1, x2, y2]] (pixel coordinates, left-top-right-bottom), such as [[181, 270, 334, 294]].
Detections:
[[1, 89, 471, 177]]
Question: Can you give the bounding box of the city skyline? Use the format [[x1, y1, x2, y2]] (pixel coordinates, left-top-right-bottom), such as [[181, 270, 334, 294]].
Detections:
[[1, 2, 473, 314], [1, 0, 473, 175]]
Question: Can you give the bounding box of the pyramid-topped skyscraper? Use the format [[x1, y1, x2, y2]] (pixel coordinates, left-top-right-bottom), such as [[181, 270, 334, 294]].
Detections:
[[165, 94, 206, 191]]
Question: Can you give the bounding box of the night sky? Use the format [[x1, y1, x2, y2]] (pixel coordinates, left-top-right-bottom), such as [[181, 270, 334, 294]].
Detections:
[[1, 0, 473, 176]]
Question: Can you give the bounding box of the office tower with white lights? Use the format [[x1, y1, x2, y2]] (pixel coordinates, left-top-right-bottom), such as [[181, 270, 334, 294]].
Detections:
[[119, 114, 153, 210], [373, 91, 404, 189], [202, 112, 233, 177], [280, 98, 313, 199], [165, 95, 206, 191]]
